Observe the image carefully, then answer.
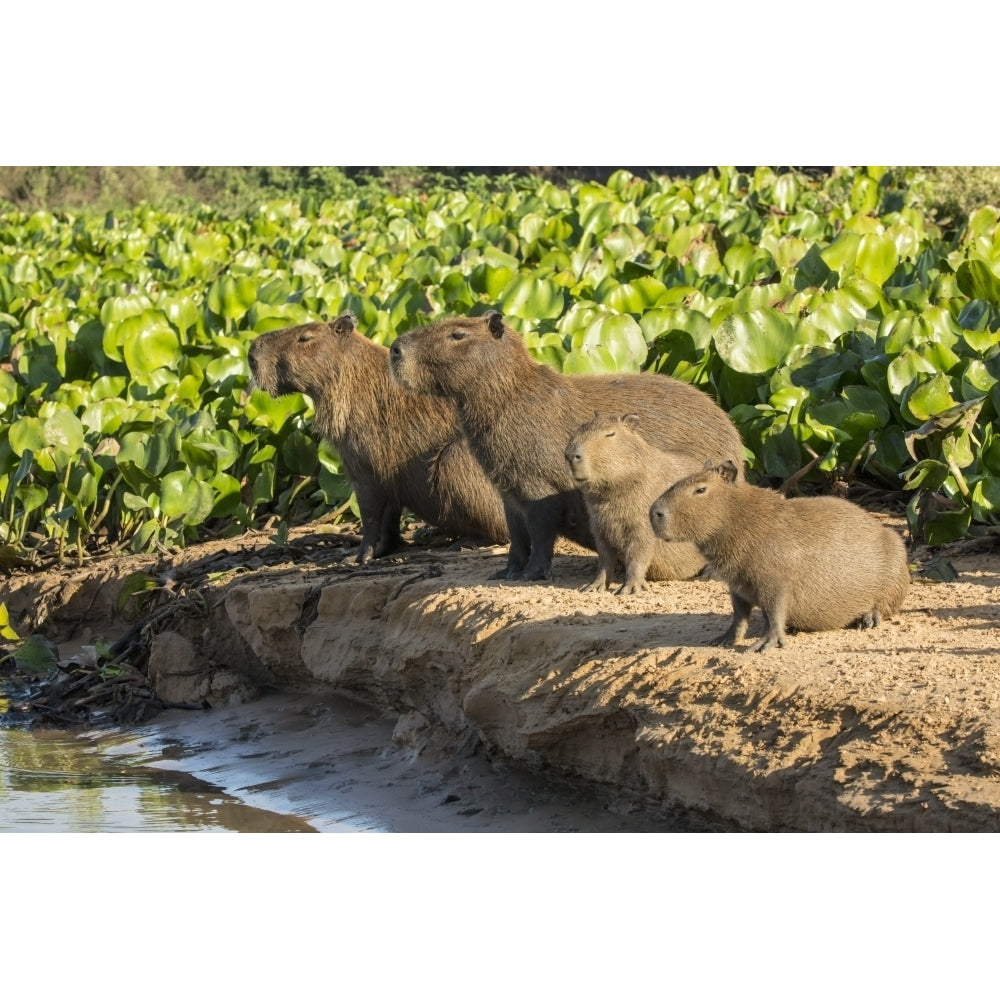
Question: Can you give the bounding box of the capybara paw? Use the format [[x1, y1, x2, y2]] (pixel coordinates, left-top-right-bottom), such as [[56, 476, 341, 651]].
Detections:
[[856, 610, 882, 629], [750, 633, 785, 653], [580, 579, 609, 593], [617, 580, 650, 596], [518, 565, 552, 582]]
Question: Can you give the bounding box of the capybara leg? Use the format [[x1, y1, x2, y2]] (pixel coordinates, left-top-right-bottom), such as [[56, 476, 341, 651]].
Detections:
[[617, 558, 651, 596], [373, 509, 403, 559], [518, 529, 557, 580], [581, 539, 616, 593], [713, 591, 753, 646], [855, 610, 882, 629], [355, 485, 400, 564], [750, 631, 786, 653], [750, 595, 789, 652], [514, 497, 563, 581], [494, 498, 531, 580]]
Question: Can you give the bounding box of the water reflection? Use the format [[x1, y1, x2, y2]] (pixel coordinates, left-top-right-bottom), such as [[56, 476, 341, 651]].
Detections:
[[0, 727, 314, 833]]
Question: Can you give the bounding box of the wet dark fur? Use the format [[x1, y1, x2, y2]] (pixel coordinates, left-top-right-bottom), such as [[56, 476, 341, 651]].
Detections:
[[389, 311, 744, 581], [249, 313, 508, 563]]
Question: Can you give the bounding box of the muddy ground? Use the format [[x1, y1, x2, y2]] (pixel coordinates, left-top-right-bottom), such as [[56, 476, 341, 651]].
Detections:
[[4, 514, 1000, 832]]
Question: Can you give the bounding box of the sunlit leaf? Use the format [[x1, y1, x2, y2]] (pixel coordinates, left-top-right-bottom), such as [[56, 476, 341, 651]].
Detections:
[[714, 309, 797, 374], [497, 273, 565, 320], [159, 469, 215, 525]]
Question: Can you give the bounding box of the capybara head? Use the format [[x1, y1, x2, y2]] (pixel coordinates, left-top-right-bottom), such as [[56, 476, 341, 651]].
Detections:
[[249, 312, 358, 399], [389, 310, 519, 398], [565, 412, 643, 485], [649, 460, 739, 542]]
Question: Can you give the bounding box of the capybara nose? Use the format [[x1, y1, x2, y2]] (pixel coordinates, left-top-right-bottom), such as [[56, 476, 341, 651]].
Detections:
[[390, 341, 402, 359]]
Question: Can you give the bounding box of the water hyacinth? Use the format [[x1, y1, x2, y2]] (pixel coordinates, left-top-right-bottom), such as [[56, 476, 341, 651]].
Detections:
[[1, 165, 1000, 562]]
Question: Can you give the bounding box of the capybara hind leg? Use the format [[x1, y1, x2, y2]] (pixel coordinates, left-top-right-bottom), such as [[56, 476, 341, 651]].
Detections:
[[713, 591, 754, 646], [855, 610, 882, 629], [749, 631, 787, 653], [750, 594, 789, 653]]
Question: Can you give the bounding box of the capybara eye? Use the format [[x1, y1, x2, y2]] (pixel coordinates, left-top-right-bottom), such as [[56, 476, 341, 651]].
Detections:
[[297, 331, 315, 344], [694, 486, 707, 495], [449, 331, 467, 341]]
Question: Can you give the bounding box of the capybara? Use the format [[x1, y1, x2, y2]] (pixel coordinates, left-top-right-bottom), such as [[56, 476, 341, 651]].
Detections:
[[565, 412, 707, 594], [248, 312, 508, 564], [389, 310, 744, 581], [648, 461, 910, 651]]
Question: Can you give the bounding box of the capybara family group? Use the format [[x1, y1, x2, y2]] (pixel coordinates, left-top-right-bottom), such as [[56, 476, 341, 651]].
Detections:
[[250, 309, 910, 651]]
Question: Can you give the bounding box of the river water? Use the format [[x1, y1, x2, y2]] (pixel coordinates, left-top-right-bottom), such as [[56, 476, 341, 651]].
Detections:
[[0, 691, 712, 833]]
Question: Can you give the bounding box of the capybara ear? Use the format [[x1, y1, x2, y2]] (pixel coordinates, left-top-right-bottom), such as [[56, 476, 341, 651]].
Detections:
[[622, 413, 640, 429], [485, 311, 505, 339], [331, 312, 357, 336], [717, 460, 740, 484]]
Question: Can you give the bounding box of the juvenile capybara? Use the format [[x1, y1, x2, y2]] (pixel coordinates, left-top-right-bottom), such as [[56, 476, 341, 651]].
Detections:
[[565, 412, 707, 594], [248, 312, 508, 564], [388, 310, 744, 581], [648, 461, 910, 652]]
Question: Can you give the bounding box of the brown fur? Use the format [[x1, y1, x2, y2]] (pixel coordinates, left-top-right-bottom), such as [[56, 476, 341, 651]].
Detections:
[[649, 461, 910, 651], [389, 310, 744, 580], [565, 413, 707, 594], [248, 313, 508, 563]]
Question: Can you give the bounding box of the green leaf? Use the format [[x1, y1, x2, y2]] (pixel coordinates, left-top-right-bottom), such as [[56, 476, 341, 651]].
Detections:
[[116, 571, 160, 613], [886, 351, 938, 397], [714, 309, 797, 374], [903, 459, 950, 492], [922, 508, 972, 547], [159, 469, 215, 525], [595, 276, 667, 315], [43, 409, 85, 457], [972, 476, 1000, 522], [11, 634, 58, 676], [920, 556, 959, 583], [855, 233, 899, 287], [957, 259, 1000, 307], [570, 313, 648, 372], [794, 244, 831, 287], [639, 307, 712, 349], [904, 373, 959, 422], [497, 273, 565, 320], [281, 429, 318, 476], [122, 316, 181, 377], [0, 602, 19, 641], [8, 417, 46, 456], [820, 231, 861, 279]]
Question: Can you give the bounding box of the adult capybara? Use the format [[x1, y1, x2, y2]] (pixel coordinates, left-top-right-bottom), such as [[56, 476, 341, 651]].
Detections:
[[389, 310, 744, 581], [649, 461, 910, 652], [565, 412, 706, 594], [248, 312, 508, 564]]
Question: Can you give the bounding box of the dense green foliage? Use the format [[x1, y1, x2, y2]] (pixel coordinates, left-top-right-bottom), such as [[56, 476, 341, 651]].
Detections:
[[2, 165, 1000, 570]]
